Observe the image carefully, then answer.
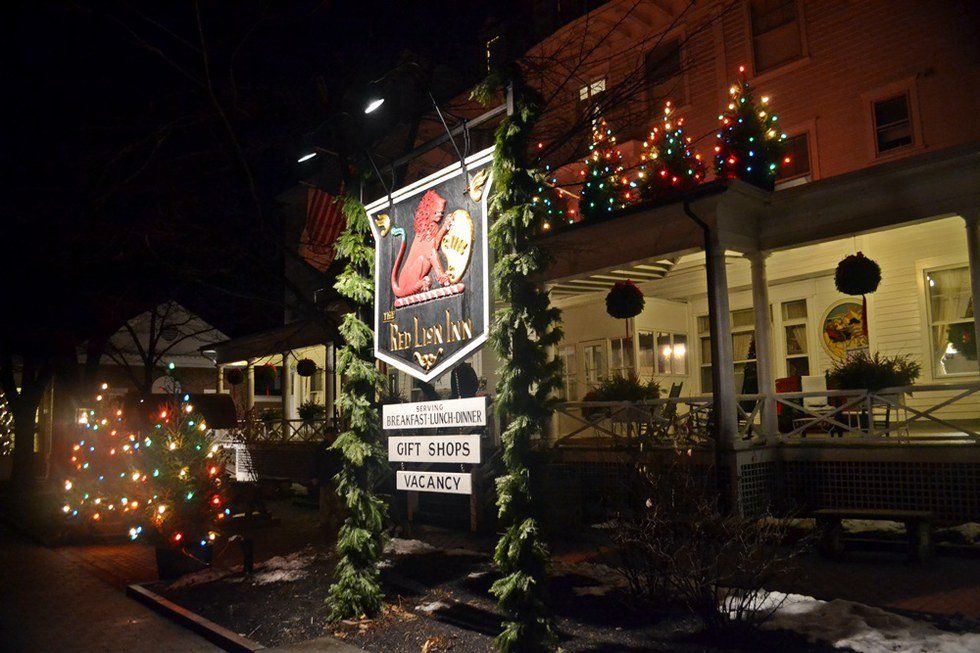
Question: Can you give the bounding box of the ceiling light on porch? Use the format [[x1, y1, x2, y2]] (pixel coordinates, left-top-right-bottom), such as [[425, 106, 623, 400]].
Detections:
[[364, 97, 385, 114], [297, 151, 318, 163]]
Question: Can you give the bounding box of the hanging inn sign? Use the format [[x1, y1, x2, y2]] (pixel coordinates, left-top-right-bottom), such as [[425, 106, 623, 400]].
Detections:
[[365, 147, 493, 382]]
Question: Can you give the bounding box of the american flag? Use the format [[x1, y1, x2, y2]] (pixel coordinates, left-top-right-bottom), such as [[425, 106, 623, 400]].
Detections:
[[299, 187, 346, 272]]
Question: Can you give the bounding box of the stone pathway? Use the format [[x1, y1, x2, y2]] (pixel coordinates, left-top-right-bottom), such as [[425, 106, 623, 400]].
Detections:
[[0, 525, 221, 653]]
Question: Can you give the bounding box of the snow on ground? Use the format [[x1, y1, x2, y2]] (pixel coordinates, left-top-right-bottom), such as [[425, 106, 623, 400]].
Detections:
[[385, 538, 438, 555], [416, 600, 450, 614], [760, 591, 980, 653], [167, 565, 236, 589], [842, 519, 906, 535], [251, 549, 315, 585], [551, 560, 628, 588], [937, 522, 980, 545]]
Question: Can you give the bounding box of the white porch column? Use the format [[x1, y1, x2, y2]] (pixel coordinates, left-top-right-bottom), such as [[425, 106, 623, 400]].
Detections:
[[965, 214, 980, 374], [747, 250, 778, 438], [216, 364, 225, 393], [246, 360, 255, 410], [705, 235, 739, 448], [281, 353, 295, 421]]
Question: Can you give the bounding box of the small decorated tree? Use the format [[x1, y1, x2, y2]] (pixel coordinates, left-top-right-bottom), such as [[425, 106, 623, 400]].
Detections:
[[138, 397, 227, 557], [578, 115, 627, 221], [639, 102, 706, 200], [62, 386, 145, 532], [714, 68, 788, 190], [532, 173, 571, 231]]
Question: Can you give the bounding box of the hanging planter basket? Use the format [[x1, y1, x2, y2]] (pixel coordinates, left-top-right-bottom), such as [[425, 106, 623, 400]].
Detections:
[[296, 358, 318, 377], [225, 369, 245, 386], [835, 252, 881, 295], [605, 280, 645, 319], [948, 323, 978, 361]]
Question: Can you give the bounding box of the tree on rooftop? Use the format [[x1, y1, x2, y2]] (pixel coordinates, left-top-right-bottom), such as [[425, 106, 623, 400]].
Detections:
[[578, 115, 627, 221], [638, 101, 706, 200]]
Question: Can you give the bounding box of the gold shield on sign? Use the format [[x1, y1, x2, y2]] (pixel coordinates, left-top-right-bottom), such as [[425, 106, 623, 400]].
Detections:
[[440, 209, 474, 284]]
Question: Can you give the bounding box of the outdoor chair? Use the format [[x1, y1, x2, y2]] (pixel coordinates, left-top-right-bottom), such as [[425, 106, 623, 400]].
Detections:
[[793, 375, 837, 435], [645, 382, 683, 443]]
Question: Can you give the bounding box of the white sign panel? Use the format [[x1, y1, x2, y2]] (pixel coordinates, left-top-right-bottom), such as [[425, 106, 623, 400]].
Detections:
[[388, 434, 481, 464], [383, 397, 487, 430], [396, 470, 472, 495]]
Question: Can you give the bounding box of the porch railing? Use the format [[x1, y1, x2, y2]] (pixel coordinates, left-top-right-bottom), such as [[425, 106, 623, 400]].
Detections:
[[552, 382, 980, 448], [234, 418, 336, 444]]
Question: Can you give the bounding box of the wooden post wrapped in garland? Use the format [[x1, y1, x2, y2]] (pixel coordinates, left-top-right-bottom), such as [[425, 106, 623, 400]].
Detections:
[[327, 195, 389, 620], [474, 74, 563, 653]]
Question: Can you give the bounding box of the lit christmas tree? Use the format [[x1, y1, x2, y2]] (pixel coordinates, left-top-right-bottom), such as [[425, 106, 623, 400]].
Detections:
[[62, 384, 146, 532], [713, 67, 788, 190], [533, 170, 571, 231], [638, 101, 706, 200], [138, 398, 227, 553], [578, 115, 627, 221]]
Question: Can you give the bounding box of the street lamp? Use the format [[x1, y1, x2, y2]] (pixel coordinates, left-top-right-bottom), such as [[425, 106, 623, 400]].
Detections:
[[364, 97, 385, 114]]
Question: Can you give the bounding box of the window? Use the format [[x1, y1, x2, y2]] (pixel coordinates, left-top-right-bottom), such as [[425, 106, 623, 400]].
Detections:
[[698, 309, 757, 393], [558, 346, 579, 401], [583, 341, 607, 388], [645, 38, 685, 107], [781, 299, 810, 377], [750, 0, 803, 74], [609, 337, 635, 377], [873, 93, 913, 154], [578, 78, 606, 101], [777, 133, 810, 183], [640, 330, 688, 376], [926, 266, 976, 377]]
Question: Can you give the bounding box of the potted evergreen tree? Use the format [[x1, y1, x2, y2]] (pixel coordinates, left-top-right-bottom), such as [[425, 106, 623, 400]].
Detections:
[[827, 351, 921, 432]]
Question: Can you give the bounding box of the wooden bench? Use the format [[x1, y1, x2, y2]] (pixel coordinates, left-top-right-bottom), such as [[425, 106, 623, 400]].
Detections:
[[219, 510, 280, 573], [813, 508, 934, 562]]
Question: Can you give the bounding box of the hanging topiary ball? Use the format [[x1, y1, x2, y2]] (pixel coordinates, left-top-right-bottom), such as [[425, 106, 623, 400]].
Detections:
[[296, 358, 318, 377], [835, 252, 881, 296], [605, 280, 645, 319], [225, 369, 244, 386]]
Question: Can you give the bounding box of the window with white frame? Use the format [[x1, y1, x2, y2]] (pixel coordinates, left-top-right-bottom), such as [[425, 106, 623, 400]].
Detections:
[[781, 299, 810, 377], [645, 37, 685, 107], [609, 336, 635, 377], [578, 78, 606, 102], [698, 309, 757, 393], [873, 93, 914, 155], [750, 0, 803, 74], [583, 341, 607, 389], [925, 266, 976, 377], [558, 345, 579, 401], [640, 330, 688, 376]]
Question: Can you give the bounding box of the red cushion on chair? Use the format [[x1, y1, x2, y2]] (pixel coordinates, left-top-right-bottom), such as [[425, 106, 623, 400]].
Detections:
[[775, 376, 802, 415]]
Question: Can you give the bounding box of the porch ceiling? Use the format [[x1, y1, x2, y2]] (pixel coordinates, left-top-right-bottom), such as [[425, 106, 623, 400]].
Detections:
[[549, 258, 677, 298], [202, 318, 336, 365]]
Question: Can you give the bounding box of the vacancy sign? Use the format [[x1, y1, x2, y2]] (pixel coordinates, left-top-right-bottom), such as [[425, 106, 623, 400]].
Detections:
[[396, 470, 472, 495], [382, 397, 487, 430], [389, 434, 481, 464]]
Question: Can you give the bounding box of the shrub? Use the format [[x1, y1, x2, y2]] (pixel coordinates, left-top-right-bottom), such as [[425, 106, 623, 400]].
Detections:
[[610, 452, 806, 632], [827, 351, 921, 391], [298, 401, 326, 422], [582, 373, 660, 420]]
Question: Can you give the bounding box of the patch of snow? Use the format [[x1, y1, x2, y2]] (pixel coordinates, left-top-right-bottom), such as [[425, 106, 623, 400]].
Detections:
[[466, 570, 490, 580], [251, 549, 314, 585], [760, 517, 814, 530], [416, 601, 450, 614], [572, 585, 612, 597], [253, 568, 308, 585], [590, 520, 619, 530], [385, 538, 438, 555], [937, 522, 980, 545], [760, 591, 980, 653], [843, 519, 905, 535], [444, 547, 483, 557], [168, 566, 235, 589]]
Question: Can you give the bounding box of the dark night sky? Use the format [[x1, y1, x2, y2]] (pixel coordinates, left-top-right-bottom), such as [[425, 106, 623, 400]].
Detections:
[[2, 1, 555, 351]]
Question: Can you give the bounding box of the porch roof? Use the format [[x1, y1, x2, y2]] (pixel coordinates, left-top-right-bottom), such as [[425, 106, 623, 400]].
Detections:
[[201, 318, 335, 365], [537, 142, 980, 284]]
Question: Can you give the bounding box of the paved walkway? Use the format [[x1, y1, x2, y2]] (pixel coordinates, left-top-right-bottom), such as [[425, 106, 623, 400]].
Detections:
[[0, 525, 221, 653]]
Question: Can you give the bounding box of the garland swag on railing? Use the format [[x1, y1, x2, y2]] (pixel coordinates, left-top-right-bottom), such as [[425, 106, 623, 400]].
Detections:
[[327, 195, 389, 620], [474, 74, 564, 652]]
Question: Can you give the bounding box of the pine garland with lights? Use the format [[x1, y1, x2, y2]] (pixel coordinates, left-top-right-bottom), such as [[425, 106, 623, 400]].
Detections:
[[62, 386, 145, 531], [578, 115, 627, 221], [473, 72, 563, 653], [0, 390, 13, 457], [327, 194, 389, 621], [639, 101, 706, 199], [138, 397, 227, 553], [713, 69, 788, 190]]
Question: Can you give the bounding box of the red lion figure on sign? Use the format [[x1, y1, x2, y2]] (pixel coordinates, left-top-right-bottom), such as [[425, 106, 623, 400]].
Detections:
[[390, 189, 454, 298]]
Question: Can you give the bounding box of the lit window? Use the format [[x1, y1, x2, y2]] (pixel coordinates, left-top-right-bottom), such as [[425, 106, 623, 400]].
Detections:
[[558, 346, 579, 401], [645, 38, 685, 107], [609, 337, 635, 377], [578, 78, 606, 101], [781, 299, 810, 377], [583, 342, 607, 388], [925, 266, 976, 377], [777, 133, 811, 183], [750, 0, 803, 74], [699, 310, 757, 393], [873, 93, 913, 154]]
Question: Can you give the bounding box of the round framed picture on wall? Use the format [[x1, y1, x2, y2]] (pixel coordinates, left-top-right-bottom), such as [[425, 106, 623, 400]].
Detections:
[[820, 299, 869, 360]]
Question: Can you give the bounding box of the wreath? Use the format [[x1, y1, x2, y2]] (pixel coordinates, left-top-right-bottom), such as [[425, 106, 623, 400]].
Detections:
[[947, 323, 977, 361], [835, 252, 881, 295], [605, 280, 645, 319], [225, 369, 245, 386], [296, 358, 318, 377]]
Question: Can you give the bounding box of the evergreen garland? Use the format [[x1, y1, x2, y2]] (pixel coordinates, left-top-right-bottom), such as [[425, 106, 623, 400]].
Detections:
[[474, 73, 563, 653], [713, 69, 788, 191], [327, 195, 389, 621]]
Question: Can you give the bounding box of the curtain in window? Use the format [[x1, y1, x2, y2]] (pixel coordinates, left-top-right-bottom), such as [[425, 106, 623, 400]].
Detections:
[[929, 267, 974, 374]]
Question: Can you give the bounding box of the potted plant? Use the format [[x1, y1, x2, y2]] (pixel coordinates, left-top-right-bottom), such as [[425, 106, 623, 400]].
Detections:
[[827, 351, 921, 431], [582, 373, 660, 422], [298, 401, 326, 424]]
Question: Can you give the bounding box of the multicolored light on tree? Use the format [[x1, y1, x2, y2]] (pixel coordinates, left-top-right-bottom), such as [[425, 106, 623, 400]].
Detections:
[[578, 115, 628, 221], [713, 66, 788, 191], [638, 101, 706, 200]]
